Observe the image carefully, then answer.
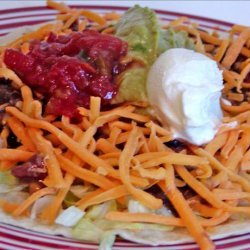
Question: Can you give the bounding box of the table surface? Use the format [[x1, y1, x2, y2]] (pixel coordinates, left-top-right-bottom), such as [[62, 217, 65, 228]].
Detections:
[[0, 0, 249, 26]]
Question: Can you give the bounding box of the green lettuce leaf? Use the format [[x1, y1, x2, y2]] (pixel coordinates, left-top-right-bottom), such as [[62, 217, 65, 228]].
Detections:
[[114, 6, 195, 104], [115, 5, 159, 66], [113, 5, 159, 103], [157, 28, 195, 55], [73, 218, 103, 242], [114, 67, 148, 103]]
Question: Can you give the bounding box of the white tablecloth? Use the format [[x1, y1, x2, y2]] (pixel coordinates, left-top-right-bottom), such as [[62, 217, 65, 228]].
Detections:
[[0, 1, 249, 26]]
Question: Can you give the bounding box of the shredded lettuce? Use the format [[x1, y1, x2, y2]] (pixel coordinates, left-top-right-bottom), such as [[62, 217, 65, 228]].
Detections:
[[0, 170, 18, 186], [0, 170, 27, 194], [55, 206, 85, 227], [73, 216, 173, 249], [128, 199, 172, 216], [0, 191, 28, 203], [73, 218, 103, 242], [30, 195, 55, 219], [99, 231, 116, 250], [94, 219, 143, 231], [73, 217, 173, 249], [72, 201, 174, 250], [85, 200, 117, 220], [64, 191, 79, 207], [128, 199, 153, 213]]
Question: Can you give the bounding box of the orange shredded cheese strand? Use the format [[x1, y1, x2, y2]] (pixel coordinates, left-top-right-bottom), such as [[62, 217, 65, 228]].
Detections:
[[103, 12, 121, 21], [205, 132, 228, 156], [76, 188, 104, 207], [241, 47, 250, 57], [222, 101, 250, 113], [89, 96, 101, 124], [21, 86, 33, 116], [240, 59, 250, 82], [241, 148, 250, 170], [79, 10, 106, 26], [77, 185, 129, 210], [221, 130, 240, 158], [222, 28, 250, 68], [141, 154, 208, 168], [78, 19, 87, 31], [0, 149, 34, 161], [199, 30, 222, 45], [212, 189, 250, 200], [191, 203, 222, 218], [96, 138, 120, 153], [106, 211, 183, 227], [47, 0, 71, 13], [214, 39, 230, 62], [20, 42, 30, 54], [63, 11, 81, 30], [0, 200, 20, 214], [7, 117, 36, 152], [30, 128, 65, 188], [109, 127, 122, 146], [225, 130, 250, 170]]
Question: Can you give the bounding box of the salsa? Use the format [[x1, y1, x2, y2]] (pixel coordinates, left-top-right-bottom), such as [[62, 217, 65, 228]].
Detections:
[[4, 30, 127, 119]]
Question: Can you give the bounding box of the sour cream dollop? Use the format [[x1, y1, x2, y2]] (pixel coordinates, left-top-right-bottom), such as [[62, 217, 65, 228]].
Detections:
[[147, 48, 223, 145]]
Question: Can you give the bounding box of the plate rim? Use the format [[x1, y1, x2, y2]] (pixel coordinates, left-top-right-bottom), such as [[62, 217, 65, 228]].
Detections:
[[0, 4, 248, 250], [0, 5, 234, 27]]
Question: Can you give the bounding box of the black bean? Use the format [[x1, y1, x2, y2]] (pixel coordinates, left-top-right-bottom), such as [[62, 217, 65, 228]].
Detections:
[[7, 131, 21, 148], [146, 184, 197, 217], [146, 185, 178, 216], [165, 139, 186, 152], [0, 78, 21, 105]]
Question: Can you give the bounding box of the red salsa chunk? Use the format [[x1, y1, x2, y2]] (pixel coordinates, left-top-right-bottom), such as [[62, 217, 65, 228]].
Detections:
[[4, 30, 127, 119]]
